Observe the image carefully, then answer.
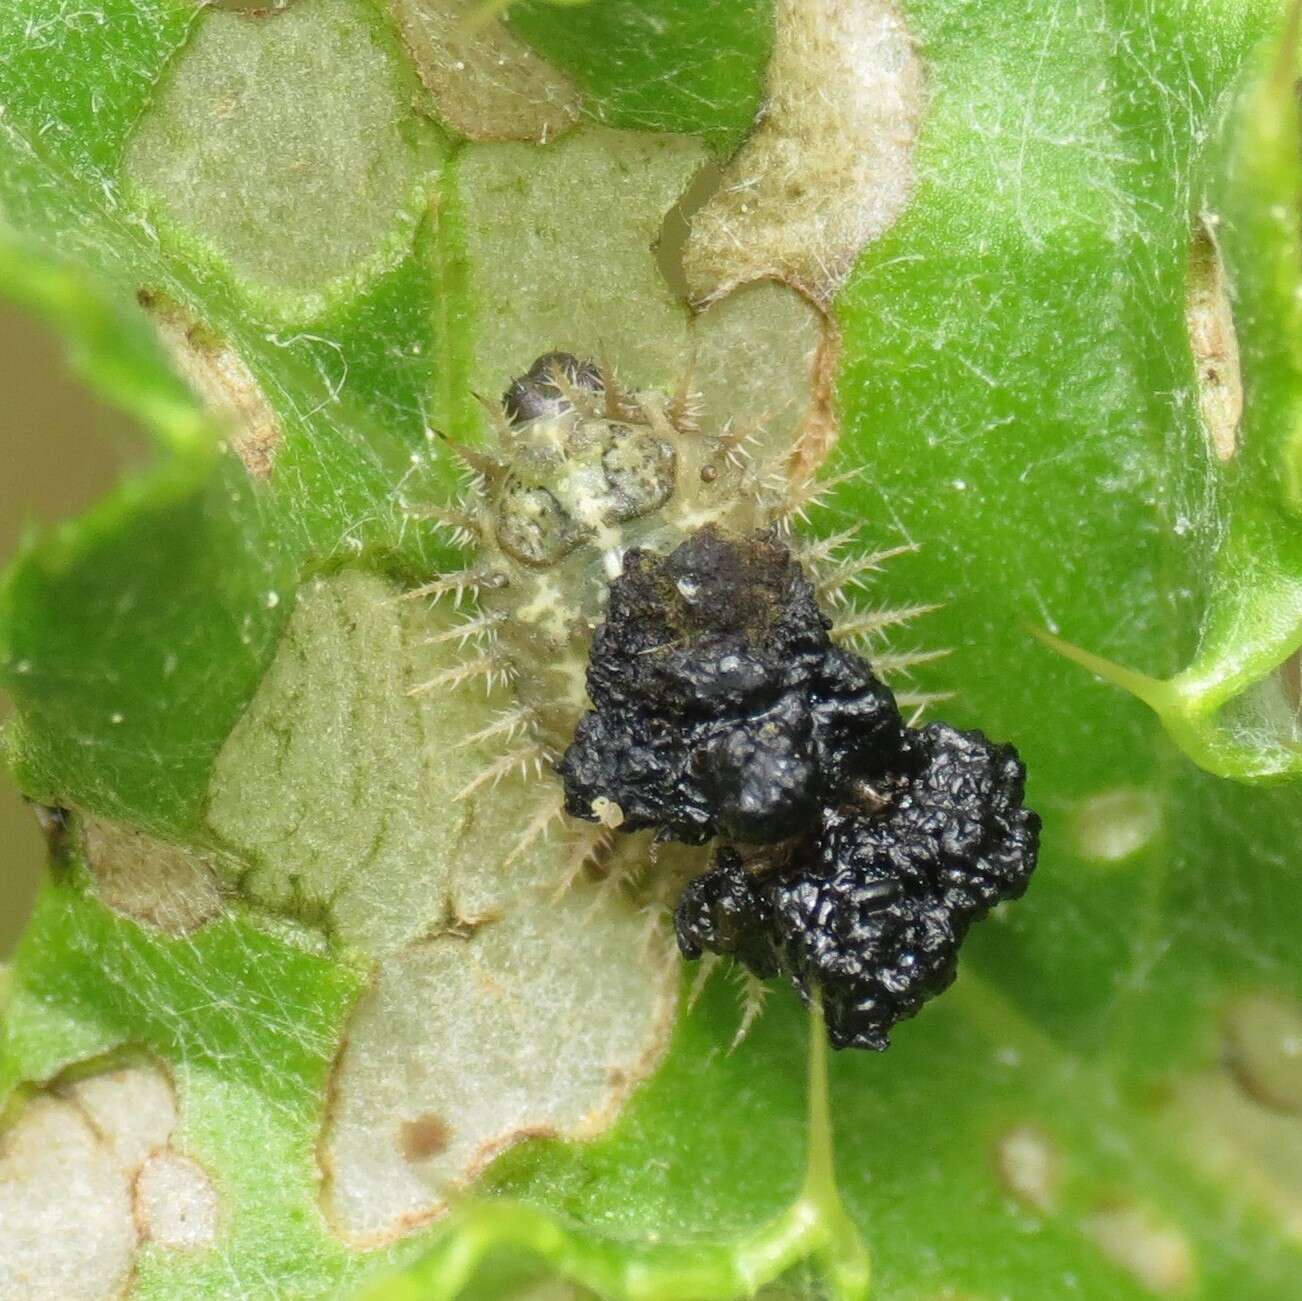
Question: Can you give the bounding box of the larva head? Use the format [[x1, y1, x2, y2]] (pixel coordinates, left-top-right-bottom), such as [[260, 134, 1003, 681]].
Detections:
[[501, 352, 604, 427]]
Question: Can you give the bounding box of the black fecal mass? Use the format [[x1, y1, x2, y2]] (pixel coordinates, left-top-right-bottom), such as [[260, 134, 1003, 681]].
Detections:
[[558, 527, 905, 844], [559, 527, 1040, 1050], [502, 351, 604, 426], [676, 725, 1039, 1050]]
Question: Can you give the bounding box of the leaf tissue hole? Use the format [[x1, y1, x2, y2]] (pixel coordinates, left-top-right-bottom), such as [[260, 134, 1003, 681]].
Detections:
[[1185, 214, 1242, 464]]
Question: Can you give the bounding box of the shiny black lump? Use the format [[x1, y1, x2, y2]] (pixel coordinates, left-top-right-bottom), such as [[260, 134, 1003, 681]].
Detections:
[[558, 526, 1040, 1050], [676, 723, 1039, 1050], [558, 527, 905, 845]]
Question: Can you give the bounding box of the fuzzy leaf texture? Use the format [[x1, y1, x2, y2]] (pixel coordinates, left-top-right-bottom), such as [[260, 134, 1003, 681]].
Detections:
[[2, 1, 1302, 1299]]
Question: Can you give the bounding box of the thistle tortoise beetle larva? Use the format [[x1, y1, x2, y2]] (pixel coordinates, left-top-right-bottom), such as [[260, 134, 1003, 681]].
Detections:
[[410, 353, 1039, 1048]]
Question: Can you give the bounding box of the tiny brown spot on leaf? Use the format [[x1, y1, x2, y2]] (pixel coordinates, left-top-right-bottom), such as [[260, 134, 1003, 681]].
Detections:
[[399, 1113, 452, 1162]]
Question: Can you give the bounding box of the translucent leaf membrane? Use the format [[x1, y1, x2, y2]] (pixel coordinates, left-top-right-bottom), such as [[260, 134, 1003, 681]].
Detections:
[[378, 0, 581, 143], [506, 0, 775, 152], [123, 0, 442, 316]]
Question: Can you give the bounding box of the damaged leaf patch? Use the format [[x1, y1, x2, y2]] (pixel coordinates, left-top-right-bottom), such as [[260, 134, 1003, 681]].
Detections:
[[1186, 217, 1242, 464], [319, 886, 676, 1245], [206, 569, 480, 954], [441, 127, 708, 421], [123, 0, 444, 317], [691, 281, 834, 476], [82, 814, 225, 936], [0, 1094, 137, 1300], [440, 125, 836, 481], [683, 0, 925, 304], [0, 1062, 218, 1297], [385, 0, 580, 142], [203, 569, 678, 1243], [206, 568, 662, 958], [137, 291, 281, 478]]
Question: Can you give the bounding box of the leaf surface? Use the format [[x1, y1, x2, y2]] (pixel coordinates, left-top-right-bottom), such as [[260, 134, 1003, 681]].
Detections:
[[2, 2, 1301, 1298]]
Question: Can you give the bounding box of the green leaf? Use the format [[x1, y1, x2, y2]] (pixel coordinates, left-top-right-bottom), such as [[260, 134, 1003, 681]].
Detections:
[[1039, 9, 1302, 782], [0, 0, 455, 831], [506, 0, 775, 151], [357, 998, 868, 1301], [3, 0, 1302, 1298], [4, 876, 376, 1298]]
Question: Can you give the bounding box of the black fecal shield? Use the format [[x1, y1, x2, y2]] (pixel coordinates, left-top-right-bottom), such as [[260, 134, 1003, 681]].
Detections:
[[558, 524, 1040, 1051], [559, 527, 905, 844]]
